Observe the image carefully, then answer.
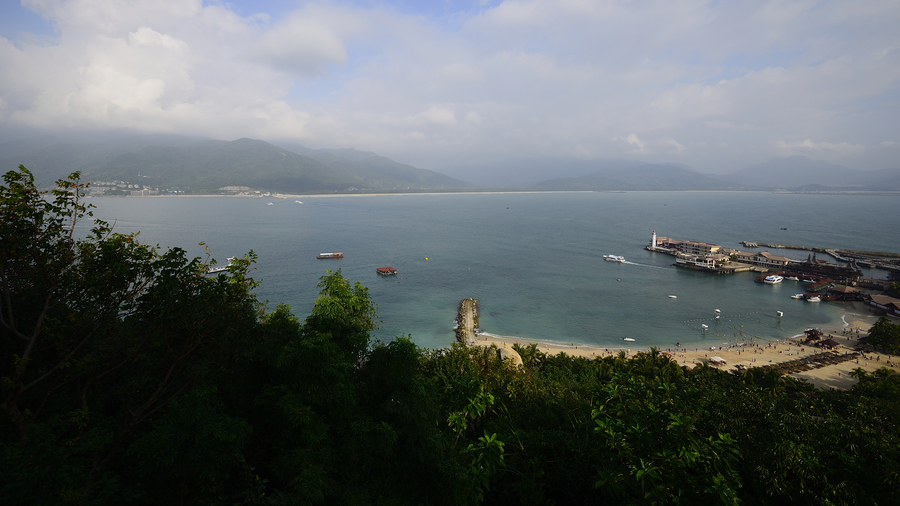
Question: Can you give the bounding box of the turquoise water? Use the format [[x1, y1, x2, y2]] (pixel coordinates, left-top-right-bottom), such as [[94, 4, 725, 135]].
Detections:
[[87, 191, 898, 350]]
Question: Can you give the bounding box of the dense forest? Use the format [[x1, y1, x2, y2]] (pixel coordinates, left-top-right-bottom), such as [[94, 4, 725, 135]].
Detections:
[[2, 165, 899, 505]]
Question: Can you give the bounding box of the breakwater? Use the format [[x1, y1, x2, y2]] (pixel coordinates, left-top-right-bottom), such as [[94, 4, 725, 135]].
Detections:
[[743, 242, 900, 260], [455, 298, 478, 344]]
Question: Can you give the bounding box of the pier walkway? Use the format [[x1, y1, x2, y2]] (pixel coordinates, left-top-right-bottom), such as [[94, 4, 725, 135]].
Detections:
[[455, 298, 478, 344]]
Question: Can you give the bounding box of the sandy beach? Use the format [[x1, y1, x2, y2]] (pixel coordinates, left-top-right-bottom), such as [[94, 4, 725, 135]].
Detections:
[[472, 305, 896, 390]]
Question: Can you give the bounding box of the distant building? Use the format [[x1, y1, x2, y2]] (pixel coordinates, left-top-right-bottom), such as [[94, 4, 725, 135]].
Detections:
[[868, 294, 900, 317]]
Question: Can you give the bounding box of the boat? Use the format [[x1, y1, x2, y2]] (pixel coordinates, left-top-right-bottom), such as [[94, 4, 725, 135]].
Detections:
[[603, 255, 626, 262], [623, 337, 635, 342], [295, 200, 303, 204], [763, 275, 784, 284], [791, 293, 805, 299], [267, 202, 274, 206], [668, 295, 677, 299], [317, 252, 344, 259], [786, 276, 799, 281], [714, 309, 721, 314], [206, 257, 235, 274], [776, 311, 783, 317], [701, 324, 709, 330], [806, 296, 821, 302]]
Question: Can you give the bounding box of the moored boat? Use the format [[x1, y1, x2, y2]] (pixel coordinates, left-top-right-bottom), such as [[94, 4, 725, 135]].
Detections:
[[763, 275, 784, 284], [806, 296, 821, 302], [791, 293, 804, 299]]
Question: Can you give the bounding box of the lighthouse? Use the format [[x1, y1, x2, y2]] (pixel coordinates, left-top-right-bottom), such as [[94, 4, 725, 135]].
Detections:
[[651, 230, 657, 248]]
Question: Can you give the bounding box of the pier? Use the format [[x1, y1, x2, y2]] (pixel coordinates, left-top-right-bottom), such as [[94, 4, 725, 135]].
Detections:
[[455, 298, 478, 344], [743, 241, 900, 261]]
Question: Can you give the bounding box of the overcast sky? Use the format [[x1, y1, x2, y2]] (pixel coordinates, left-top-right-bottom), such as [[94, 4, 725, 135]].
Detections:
[[0, 0, 897, 174]]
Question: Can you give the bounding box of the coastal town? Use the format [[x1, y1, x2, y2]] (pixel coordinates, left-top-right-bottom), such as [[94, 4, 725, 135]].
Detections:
[[645, 230, 900, 316]]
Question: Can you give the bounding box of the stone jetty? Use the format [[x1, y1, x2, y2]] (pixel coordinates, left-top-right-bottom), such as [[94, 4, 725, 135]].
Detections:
[[455, 298, 478, 344]]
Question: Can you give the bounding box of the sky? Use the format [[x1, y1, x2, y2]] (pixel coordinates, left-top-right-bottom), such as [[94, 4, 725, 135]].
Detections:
[[0, 0, 898, 174]]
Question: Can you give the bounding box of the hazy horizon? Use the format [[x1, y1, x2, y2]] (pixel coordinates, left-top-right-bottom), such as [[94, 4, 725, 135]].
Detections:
[[1, 0, 898, 175]]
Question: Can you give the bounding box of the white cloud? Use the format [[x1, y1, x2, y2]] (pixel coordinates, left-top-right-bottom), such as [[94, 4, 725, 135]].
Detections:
[[615, 133, 648, 154], [247, 15, 347, 76], [776, 139, 868, 155], [0, 0, 898, 173]]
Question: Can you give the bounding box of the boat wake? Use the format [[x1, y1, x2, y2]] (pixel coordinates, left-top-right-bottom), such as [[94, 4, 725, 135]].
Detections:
[[622, 261, 668, 270]]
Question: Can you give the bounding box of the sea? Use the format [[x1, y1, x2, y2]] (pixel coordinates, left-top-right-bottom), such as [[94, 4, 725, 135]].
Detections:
[[85, 191, 898, 351]]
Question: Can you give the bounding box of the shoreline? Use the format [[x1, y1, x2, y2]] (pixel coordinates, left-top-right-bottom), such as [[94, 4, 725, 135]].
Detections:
[[472, 304, 894, 390]]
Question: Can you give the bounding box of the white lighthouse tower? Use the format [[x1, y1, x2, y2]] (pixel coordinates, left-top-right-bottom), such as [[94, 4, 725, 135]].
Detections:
[[651, 230, 657, 248]]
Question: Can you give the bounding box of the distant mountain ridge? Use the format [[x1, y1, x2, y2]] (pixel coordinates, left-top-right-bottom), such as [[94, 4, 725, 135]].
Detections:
[[3, 133, 898, 192], [531, 163, 754, 191], [719, 156, 900, 190], [1, 135, 473, 193]]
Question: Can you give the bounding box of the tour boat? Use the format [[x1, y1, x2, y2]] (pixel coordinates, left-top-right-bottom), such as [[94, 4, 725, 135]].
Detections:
[[317, 252, 344, 259], [206, 257, 235, 274], [603, 255, 626, 262], [763, 275, 784, 284]]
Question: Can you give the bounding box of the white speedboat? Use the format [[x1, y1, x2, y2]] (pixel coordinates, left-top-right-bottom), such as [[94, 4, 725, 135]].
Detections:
[[267, 202, 274, 206], [786, 276, 799, 281], [701, 324, 709, 330], [791, 294, 805, 299], [206, 257, 235, 275], [604, 255, 626, 262], [668, 295, 677, 299], [763, 275, 784, 284], [806, 296, 821, 302], [623, 337, 635, 342]]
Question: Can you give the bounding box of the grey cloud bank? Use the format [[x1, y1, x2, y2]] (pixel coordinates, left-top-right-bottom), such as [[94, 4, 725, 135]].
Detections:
[[0, 0, 897, 175]]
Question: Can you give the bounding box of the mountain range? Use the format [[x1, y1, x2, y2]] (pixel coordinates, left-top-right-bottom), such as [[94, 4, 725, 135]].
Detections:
[[0, 135, 472, 193], [1, 134, 898, 193]]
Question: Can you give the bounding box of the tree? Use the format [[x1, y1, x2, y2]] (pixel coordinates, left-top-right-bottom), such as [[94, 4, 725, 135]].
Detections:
[[0, 166, 260, 503], [866, 316, 900, 354]]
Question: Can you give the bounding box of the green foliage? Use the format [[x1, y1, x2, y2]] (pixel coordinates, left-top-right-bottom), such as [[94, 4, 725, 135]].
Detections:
[[866, 315, 900, 354], [1, 166, 261, 504], [4, 164, 900, 504], [887, 281, 900, 298]]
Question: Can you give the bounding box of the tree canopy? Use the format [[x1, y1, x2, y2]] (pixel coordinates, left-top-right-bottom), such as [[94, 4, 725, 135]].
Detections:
[[2, 164, 899, 505]]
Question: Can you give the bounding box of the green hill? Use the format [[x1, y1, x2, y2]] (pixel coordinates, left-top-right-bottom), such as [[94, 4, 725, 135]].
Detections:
[[8, 136, 474, 193]]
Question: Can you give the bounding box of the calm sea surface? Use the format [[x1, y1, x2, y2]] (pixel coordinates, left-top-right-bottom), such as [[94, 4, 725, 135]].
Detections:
[[86, 192, 899, 351]]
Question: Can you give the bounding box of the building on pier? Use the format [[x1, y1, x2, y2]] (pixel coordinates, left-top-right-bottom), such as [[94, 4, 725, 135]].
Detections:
[[868, 294, 900, 317]]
